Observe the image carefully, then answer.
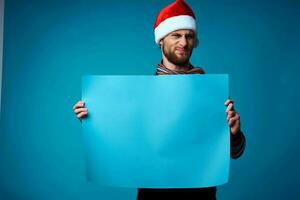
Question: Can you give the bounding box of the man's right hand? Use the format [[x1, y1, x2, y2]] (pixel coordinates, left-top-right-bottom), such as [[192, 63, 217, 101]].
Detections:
[[73, 100, 88, 121]]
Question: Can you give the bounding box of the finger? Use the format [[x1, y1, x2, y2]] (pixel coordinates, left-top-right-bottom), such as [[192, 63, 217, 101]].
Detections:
[[234, 113, 240, 121], [77, 111, 88, 119], [73, 103, 81, 110], [73, 101, 85, 110], [230, 114, 240, 122], [74, 108, 88, 114], [226, 103, 234, 113], [224, 99, 234, 106], [229, 118, 240, 127], [228, 118, 235, 126], [228, 115, 240, 126], [227, 111, 236, 121]]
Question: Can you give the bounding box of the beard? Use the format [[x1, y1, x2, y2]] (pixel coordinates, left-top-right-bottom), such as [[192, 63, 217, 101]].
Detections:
[[162, 45, 193, 66]]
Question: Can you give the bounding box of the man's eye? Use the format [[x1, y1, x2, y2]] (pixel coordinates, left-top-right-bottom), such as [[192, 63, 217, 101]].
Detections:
[[172, 34, 181, 38], [186, 35, 195, 39]]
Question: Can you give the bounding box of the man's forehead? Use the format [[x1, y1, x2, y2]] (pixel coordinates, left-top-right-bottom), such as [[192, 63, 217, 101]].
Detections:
[[170, 29, 195, 35]]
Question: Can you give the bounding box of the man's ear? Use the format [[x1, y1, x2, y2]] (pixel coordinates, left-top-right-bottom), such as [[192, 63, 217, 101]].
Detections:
[[194, 37, 199, 48], [159, 39, 163, 48]]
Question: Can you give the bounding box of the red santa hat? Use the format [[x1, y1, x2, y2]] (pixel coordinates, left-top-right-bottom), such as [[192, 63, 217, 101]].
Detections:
[[154, 0, 197, 45]]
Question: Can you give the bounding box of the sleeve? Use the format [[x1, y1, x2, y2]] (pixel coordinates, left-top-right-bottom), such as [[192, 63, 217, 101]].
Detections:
[[230, 130, 246, 159]]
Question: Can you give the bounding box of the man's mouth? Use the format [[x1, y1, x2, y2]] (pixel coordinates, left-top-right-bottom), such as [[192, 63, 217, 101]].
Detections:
[[175, 48, 188, 55]]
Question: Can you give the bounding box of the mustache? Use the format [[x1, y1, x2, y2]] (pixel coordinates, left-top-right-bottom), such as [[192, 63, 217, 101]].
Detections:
[[175, 47, 190, 53], [175, 46, 190, 51]]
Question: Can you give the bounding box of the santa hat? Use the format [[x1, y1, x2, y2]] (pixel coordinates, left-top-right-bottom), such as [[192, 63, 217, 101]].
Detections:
[[154, 0, 197, 45]]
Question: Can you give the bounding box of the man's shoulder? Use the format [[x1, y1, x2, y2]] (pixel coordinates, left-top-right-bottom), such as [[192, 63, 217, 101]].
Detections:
[[191, 66, 205, 74]]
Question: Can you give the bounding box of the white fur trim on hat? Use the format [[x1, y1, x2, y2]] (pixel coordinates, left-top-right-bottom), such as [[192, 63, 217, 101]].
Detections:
[[154, 15, 196, 44]]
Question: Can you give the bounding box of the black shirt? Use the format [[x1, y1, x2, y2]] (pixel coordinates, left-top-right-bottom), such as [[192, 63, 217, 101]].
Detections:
[[137, 187, 216, 200]]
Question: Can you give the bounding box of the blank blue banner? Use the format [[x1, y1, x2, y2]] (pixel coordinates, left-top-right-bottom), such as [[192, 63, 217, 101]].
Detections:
[[82, 75, 229, 188]]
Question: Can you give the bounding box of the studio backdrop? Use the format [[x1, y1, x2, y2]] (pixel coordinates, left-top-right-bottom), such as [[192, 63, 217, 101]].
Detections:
[[1, 0, 299, 200]]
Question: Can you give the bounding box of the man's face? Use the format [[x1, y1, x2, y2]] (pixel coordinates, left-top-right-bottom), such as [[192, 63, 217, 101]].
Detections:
[[160, 29, 196, 66]]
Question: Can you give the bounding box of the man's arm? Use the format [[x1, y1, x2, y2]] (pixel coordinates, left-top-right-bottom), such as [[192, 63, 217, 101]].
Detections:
[[230, 130, 246, 159], [225, 99, 246, 159]]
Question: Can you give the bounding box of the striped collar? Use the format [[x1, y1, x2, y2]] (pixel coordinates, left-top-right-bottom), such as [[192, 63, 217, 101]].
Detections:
[[156, 62, 205, 75]]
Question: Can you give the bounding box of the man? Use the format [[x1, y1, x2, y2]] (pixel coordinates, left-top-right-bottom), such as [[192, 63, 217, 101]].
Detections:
[[73, 0, 246, 199]]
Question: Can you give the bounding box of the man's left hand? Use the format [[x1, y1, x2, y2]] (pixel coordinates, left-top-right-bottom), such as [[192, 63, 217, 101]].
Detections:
[[225, 99, 241, 135]]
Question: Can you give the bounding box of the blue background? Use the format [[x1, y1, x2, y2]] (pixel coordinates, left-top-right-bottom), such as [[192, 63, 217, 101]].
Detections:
[[0, 0, 299, 199]]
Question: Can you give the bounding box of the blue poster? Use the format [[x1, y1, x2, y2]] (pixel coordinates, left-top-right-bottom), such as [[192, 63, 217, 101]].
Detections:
[[82, 75, 229, 188]]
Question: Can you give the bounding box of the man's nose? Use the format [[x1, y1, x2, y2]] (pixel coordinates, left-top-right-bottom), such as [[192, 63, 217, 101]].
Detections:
[[178, 37, 188, 47]]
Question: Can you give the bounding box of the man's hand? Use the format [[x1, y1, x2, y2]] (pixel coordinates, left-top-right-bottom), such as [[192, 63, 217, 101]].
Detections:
[[225, 99, 241, 135], [73, 100, 88, 122]]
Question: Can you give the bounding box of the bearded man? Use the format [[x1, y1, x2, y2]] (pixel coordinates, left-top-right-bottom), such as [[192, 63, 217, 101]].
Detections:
[[73, 1, 246, 199]]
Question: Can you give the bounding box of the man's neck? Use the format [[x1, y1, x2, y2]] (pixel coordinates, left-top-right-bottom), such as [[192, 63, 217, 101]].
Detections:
[[162, 57, 191, 72]]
